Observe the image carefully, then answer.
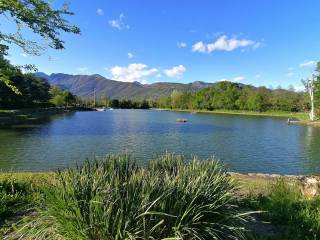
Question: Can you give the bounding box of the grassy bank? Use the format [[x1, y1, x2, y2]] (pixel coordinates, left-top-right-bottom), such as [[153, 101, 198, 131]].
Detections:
[[0, 154, 248, 239], [160, 108, 310, 120], [1, 154, 320, 239]]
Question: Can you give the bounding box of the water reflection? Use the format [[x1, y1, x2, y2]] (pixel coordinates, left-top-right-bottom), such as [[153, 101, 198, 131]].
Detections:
[[0, 110, 320, 174], [299, 125, 320, 173]]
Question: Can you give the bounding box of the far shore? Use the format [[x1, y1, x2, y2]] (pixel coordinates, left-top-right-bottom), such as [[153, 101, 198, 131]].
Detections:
[[1, 107, 320, 128], [157, 108, 320, 127]]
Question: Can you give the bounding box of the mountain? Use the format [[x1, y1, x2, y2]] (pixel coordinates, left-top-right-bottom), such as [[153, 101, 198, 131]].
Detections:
[[36, 72, 213, 100]]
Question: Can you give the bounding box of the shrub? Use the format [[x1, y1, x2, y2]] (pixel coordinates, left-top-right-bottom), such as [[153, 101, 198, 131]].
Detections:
[[0, 178, 34, 224], [18, 153, 248, 240], [251, 180, 320, 240]]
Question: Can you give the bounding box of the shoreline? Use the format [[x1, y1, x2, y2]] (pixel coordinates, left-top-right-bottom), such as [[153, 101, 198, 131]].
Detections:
[[1, 170, 319, 198], [158, 108, 308, 119], [158, 108, 320, 127]]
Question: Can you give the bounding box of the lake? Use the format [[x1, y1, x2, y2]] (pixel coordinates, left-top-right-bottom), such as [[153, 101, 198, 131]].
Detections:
[[0, 109, 320, 174]]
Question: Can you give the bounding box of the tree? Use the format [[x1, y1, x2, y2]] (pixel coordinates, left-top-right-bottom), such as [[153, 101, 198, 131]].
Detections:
[[0, 0, 80, 55], [140, 99, 150, 109], [302, 76, 316, 121], [110, 99, 120, 108], [49, 86, 75, 107], [0, 56, 51, 108], [0, 0, 80, 92]]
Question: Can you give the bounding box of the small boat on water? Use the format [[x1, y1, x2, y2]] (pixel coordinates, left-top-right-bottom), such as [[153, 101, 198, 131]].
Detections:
[[176, 118, 188, 123], [95, 107, 107, 111]]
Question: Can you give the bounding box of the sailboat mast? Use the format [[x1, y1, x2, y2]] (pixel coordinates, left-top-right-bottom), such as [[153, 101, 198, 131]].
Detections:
[[93, 88, 96, 107]]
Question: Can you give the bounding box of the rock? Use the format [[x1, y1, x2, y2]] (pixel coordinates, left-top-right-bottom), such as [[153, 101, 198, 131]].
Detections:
[[228, 171, 320, 199], [300, 176, 320, 199]]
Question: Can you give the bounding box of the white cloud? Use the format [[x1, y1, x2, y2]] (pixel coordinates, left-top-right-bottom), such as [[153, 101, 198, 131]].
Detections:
[[192, 41, 206, 53], [108, 13, 129, 30], [253, 42, 261, 49], [217, 76, 245, 82], [286, 72, 295, 77], [207, 35, 255, 52], [192, 35, 259, 53], [109, 63, 158, 83], [97, 8, 104, 16], [294, 85, 305, 92], [299, 60, 316, 68], [217, 78, 228, 82], [233, 76, 245, 82], [164, 65, 186, 79], [177, 42, 187, 48], [20, 53, 28, 57], [127, 52, 134, 59], [78, 67, 88, 72]]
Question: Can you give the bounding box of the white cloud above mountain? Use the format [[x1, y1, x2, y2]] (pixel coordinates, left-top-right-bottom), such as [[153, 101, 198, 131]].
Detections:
[[217, 76, 245, 82], [108, 63, 187, 83], [164, 65, 186, 79], [192, 35, 259, 53], [109, 63, 158, 83], [78, 67, 88, 72]]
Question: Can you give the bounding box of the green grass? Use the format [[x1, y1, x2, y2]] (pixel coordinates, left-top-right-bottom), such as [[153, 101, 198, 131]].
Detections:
[[0, 176, 44, 238], [2, 155, 320, 239], [5, 154, 249, 240], [244, 180, 320, 240]]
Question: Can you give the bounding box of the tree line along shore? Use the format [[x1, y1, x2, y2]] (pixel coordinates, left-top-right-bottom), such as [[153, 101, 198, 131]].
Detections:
[[0, 51, 318, 124]]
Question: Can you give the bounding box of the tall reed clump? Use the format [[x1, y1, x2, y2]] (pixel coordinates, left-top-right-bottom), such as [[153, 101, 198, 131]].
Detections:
[[16, 153, 248, 240]]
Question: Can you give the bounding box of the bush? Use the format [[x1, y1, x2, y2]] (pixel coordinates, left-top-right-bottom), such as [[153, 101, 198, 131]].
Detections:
[[250, 180, 320, 240], [0, 178, 34, 225], [18, 153, 248, 240]]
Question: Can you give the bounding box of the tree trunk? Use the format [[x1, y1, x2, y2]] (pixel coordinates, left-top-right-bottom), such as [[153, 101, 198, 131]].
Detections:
[[309, 81, 315, 121]]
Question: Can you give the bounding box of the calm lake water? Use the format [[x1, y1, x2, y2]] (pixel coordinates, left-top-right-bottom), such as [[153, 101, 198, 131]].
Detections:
[[1, 110, 320, 174]]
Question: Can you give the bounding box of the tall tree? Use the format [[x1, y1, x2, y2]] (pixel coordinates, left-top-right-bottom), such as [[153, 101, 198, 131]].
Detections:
[[302, 63, 320, 121]]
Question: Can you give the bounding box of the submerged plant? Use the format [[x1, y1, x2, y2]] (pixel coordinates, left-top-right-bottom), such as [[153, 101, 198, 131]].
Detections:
[[16, 153, 249, 240]]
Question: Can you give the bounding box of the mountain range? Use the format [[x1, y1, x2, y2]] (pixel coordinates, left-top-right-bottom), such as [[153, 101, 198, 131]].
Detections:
[[36, 72, 214, 100]]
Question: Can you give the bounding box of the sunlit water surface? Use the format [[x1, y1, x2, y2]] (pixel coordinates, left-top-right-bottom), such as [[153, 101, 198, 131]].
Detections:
[[1, 110, 320, 174]]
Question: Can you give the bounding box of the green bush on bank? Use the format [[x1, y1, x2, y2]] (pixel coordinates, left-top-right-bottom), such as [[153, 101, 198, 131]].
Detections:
[[247, 180, 320, 240], [16, 153, 248, 240]]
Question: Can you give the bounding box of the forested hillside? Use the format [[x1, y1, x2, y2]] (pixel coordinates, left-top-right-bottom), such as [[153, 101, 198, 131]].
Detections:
[[37, 72, 213, 100], [155, 81, 307, 112]]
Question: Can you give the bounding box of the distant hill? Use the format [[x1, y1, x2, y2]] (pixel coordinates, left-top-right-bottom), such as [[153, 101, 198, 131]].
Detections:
[[36, 72, 214, 100]]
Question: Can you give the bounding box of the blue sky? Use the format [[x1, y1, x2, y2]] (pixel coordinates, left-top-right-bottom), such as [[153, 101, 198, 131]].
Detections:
[[2, 0, 320, 89]]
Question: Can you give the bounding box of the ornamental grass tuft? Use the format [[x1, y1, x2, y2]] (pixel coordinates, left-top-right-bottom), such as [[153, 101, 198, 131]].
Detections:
[[16, 153, 248, 240]]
